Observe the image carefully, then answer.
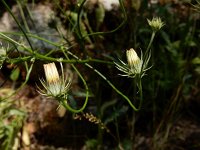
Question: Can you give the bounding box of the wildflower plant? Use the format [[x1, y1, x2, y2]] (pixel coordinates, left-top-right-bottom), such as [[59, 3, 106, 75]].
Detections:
[[0, 0, 171, 148], [114, 17, 164, 111], [146, 17, 165, 52], [38, 62, 71, 99], [37, 58, 89, 113], [114, 48, 150, 110], [115, 48, 151, 78]]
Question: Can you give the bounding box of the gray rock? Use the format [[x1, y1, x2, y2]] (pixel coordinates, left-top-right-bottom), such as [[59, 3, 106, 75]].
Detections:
[[0, 4, 67, 52]]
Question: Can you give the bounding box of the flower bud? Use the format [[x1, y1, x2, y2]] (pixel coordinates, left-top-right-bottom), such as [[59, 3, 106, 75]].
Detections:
[[115, 48, 151, 78], [38, 62, 71, 98], [44, 63, 60, 85], [126, 48, 141, 74], [44, 63, 63, 96], [126, 48, 140, 66], [147, 17, 164, 32]]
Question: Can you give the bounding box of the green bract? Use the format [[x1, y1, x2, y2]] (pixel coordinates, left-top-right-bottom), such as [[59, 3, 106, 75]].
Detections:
[[38, 62, 71, 99], [147, 17, 164, 32], [115, 48, 151, 78]]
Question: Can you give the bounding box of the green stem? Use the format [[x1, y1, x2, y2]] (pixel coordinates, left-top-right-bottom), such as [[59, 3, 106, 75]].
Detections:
[[17, 0, 30, 32], [138, 77, 143, 110], [1, 31, 61, 46], [77, 0, 86, 40], [59, 50, 89, 113], [34, 52, 113, 64], [61, 96, 88, 113], [0, 32, 113, 65], [78, 0, 127, 38], [1, 0, 34, 51], [1, 58, 35, 101], [67, 51, 140, 111], [0, 32, 24, 46], [146, 31, 156, 55]]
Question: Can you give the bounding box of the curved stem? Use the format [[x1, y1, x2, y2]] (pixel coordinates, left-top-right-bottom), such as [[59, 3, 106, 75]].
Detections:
[[67, 51, 140, 111], [77, 0, 127, 38], [86, 63, 139, 111], [60, 50, 89, 113]]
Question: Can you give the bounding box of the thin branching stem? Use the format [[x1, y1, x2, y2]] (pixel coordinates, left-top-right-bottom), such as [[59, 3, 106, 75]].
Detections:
[[1, 0, 34, 51], [59, 50, 89, 113], [67, 51, 140, 111], [77, 0, 127, 38], [1, 58, 35, 101], [0, 32, 113, 65], [146, 31, 156, 55]]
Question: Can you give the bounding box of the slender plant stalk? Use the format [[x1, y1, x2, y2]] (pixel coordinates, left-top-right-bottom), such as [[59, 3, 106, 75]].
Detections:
[[1, 58, 35, 101], [59, 50, 89, 113], [77, 0, 127, 38], [146, 31, 156, 55], [0, 32, 113, 65], [67, 51, 141, 111], [138, 77, 143, 110], [17, 0, 30, 32], [1, 0, 34, 51]]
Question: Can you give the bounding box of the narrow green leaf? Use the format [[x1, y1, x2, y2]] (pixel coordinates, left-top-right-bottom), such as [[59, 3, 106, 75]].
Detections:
[[10, 67, 20, 81]]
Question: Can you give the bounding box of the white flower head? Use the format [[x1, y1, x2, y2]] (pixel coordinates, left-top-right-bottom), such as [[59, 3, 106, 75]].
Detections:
[[38, 62, 71, 98], [126, 48, 142, 74], [115, 48, 151, 78]]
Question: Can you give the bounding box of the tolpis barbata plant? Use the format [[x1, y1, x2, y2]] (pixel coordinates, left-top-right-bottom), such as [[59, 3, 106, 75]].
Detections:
[[38, 62, 71, 99], [115, 48, 151, 78], [114, 48, 151, 110], [113, 17, 164, 111], [37, 59, 89, 113]]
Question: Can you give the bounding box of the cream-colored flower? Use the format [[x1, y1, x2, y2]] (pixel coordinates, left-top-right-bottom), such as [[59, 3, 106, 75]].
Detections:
[[38, 62, 71, 98], [147, 17, 164, 32], [126, 48, 142, 74], [115, 48, 151, 78], [44, 63, 59, 84]]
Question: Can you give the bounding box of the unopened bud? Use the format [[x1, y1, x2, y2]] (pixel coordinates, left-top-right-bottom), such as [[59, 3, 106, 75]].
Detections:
[[147, 17, 164, 32]]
